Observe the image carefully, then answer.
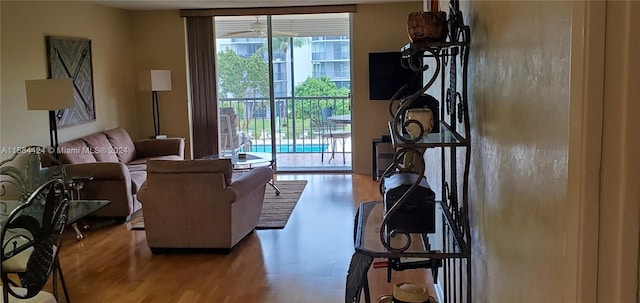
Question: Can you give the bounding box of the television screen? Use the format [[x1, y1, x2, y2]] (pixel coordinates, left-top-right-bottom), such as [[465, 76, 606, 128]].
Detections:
[[368, 52, 423, 101]]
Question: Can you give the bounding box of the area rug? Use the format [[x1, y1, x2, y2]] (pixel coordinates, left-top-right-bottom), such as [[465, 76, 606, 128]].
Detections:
[[129, 209, 145, 230], [257, 180, 307, 229], [129, 180, 307, 230]]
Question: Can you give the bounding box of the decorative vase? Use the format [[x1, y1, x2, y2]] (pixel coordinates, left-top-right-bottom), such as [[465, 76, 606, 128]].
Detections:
[[405, 108, 434, 139], [407, 11, 448, 43]]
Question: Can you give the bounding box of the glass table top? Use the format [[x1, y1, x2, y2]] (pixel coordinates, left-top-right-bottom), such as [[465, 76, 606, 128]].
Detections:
[[201, 152, 274, 168], [0, 200, 110, 226], [0, 199, 109, 259], [388, 121, 467, 148], [354, 201, 468, 258]]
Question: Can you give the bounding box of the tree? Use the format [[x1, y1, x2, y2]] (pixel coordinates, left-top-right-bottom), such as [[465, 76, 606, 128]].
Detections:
[[216, 49, 248, 98], [216, 49, 270, 131], [295, 76, 349, 97], [294, 76, 350, 119], [245, 52, 269, 97], [258, 37, 310, 56]]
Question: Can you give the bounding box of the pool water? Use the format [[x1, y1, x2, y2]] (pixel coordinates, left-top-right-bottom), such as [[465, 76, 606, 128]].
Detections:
[[251, 144, 328, 153]]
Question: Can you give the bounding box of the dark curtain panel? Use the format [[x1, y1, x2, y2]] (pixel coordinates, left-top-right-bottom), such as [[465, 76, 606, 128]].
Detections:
[[186, 16, 218, 159]]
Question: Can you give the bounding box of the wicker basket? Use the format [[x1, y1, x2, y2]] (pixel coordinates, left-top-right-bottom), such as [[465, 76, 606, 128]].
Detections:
[[407, 11, 448, 43]]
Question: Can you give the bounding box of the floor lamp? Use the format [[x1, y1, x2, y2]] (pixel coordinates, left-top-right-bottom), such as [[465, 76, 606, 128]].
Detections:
[[25, 79, 75, 158], [139, 70, 172, 139]]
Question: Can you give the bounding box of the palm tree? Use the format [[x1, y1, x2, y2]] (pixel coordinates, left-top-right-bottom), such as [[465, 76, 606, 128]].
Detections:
[[258, 37, 310, 57], [271, 37, 310, 54]]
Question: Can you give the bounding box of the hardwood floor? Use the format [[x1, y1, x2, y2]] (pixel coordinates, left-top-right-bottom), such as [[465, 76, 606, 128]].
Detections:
[[275, 152, 352, 171], [57, 174, 433, 303]]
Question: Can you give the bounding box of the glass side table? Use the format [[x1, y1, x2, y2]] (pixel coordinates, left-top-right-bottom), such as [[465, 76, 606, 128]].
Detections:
[[346, 201, 468, 303], [65, 176, 95, 240]]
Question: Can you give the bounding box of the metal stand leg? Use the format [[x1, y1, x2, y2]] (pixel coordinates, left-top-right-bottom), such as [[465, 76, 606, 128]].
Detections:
[[341, 137, 346, 164], [269, 180, 281, 196], [54, 259, 71, 303]]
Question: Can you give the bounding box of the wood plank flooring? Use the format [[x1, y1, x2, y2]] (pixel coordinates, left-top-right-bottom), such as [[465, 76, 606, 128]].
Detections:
[[275, 153, 352, 171], [56, 174, 433, 303]]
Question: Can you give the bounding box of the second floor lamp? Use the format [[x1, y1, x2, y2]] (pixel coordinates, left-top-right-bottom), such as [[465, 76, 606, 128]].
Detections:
[[139, 70, 172, 139]]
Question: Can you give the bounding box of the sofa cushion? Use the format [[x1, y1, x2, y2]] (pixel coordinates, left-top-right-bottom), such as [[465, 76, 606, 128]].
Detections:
[[82, 133, 120, 162], [103, 128, 137, 163], [130, 170, 147, 194], [128, 155, 183, 166], [147, 159, 233, 186], [58, 140, 96, 164], [127, 155, 182, 172]]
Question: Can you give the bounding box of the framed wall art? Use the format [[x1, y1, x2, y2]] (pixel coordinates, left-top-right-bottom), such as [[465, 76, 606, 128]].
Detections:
[[46, 36, 96, 127]]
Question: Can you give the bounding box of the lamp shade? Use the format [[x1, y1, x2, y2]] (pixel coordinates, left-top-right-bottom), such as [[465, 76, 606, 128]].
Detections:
[[138, 70, 172, 92], [25, 79, 74, 110]]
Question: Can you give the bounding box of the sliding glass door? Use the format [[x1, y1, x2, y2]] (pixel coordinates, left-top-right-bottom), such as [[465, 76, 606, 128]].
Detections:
[[215, 13, 352, 172], [215, 15, 274, 160]]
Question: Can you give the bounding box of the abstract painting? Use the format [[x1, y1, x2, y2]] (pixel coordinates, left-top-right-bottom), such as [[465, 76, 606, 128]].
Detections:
[[46, 36, 95, 127]]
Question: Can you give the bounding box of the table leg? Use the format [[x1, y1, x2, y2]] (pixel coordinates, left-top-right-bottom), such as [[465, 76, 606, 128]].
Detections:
[[57, 260, 71, 303], [268, 180, 281, 196], [72, 223, 84, 240]]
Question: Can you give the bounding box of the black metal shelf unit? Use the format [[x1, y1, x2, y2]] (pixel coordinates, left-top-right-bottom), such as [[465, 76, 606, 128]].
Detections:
[[346, 3, 471, 302]]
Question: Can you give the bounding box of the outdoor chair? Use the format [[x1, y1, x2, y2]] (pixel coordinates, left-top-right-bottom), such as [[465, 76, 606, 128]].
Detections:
[[320, 107, 350, 164], [219, 107, 252, 154]]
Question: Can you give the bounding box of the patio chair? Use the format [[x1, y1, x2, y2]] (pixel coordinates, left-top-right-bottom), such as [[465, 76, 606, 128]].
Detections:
[[320, 107, 350, 164], [219, 107, 252, 154]]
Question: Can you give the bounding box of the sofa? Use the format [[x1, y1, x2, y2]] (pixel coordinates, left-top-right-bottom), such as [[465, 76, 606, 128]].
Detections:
[[58, 127, 184, 220], [137, 159, 273, 253]]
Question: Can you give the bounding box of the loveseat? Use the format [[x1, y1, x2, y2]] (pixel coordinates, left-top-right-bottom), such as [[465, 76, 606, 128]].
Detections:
[[58, 127, 184, 220], [137, 159, 273, 253]]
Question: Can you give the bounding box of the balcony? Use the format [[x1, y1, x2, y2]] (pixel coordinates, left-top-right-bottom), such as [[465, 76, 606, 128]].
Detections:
[[218, 96, 352, 170]]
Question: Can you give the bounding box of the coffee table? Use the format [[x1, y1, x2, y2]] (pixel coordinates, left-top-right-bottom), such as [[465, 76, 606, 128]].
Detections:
[[202, 152, 281, 195]]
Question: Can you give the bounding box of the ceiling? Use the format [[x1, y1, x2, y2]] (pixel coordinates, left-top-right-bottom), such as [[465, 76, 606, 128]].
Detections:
[[93, 0, 410, 11], [92, 0, 412, 38]]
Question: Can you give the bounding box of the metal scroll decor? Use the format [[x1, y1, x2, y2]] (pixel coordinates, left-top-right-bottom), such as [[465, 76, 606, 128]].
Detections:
[[0, 146, 63, 201], [378, 3, 471, 253], [46, 36, 96, 128]]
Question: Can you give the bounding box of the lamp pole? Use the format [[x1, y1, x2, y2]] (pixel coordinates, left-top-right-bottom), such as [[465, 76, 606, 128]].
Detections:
[[152, 91, 160, 137]]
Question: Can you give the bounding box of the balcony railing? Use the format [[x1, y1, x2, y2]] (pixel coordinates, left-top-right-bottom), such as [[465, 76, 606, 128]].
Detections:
[[218, 96, 351, 154]]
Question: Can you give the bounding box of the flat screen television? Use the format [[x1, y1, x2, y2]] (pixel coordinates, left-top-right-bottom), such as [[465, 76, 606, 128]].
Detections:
[[368, 52, 423, 101]]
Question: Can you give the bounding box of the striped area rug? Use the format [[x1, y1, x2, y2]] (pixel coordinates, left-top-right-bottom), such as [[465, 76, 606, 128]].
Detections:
[[130, 180, 307, 230], [257, 180, 307, 229]]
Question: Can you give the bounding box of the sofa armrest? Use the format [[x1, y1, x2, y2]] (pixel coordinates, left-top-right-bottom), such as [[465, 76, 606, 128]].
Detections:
[[228, 166, 273, 201], [64, 162, 129, 180], [134, 138, 185, 159]]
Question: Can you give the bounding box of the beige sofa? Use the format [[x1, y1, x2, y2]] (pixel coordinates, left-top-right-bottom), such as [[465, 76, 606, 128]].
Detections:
[[137, 159, 273, 253], [58, 127, 184, 220]]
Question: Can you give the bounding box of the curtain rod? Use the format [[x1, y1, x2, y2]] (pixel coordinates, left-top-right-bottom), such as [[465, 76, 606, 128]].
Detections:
[[180, 4, 357, 17]]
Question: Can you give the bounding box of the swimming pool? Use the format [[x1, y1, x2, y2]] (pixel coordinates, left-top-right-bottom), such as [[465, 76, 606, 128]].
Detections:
[[251, 144, 328, 153]]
